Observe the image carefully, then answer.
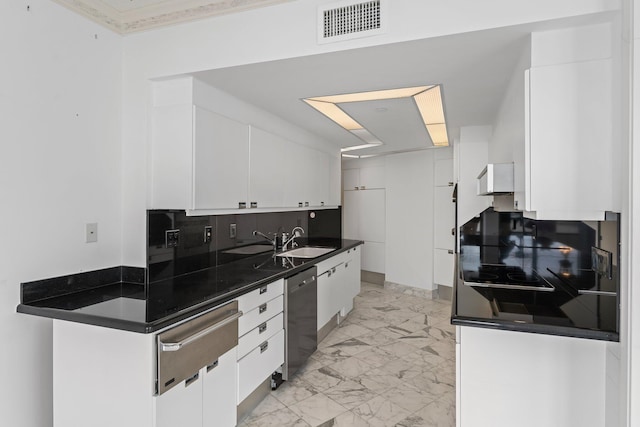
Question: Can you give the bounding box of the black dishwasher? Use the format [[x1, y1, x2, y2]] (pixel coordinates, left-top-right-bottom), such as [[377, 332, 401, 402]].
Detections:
[[283, 266, 317, 380]]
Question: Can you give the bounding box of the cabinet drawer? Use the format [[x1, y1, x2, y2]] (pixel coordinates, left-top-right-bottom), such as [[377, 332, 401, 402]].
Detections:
[[316, 251, 351, 275], [237, 329, 285, 403], [237, 312, 283, 360], [236, 279, 284, 313], [238, 295, 283, 337]]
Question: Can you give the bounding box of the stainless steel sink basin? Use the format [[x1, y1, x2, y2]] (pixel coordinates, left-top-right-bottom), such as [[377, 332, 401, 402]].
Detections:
[[276, 247, 335, 259]]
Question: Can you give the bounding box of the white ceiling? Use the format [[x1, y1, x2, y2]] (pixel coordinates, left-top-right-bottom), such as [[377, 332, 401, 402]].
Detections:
[[194, 28, 531, 156], [51, 0, 291, 33], [56, 1, 612, 157]]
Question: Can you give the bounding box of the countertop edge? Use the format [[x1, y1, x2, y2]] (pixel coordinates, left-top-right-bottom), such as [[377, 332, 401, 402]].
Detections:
[[450, 315, 619, 342], [17, 240, 364, 334]]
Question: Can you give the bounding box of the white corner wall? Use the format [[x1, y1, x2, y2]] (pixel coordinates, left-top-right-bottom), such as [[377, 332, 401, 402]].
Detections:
[[0, 2, 123, 427]]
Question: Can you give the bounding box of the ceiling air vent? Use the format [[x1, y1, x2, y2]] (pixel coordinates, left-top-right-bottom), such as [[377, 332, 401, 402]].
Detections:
[[318, 0, 387, 44]]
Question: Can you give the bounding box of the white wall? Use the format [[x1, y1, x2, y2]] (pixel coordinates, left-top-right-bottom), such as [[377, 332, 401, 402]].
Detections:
[[456, 126, 493, 226], [0, 2, 123, 427]]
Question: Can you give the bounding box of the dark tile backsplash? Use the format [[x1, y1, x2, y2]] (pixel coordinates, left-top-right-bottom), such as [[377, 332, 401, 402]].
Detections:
[[147, 208, 342, 283], [21, 266, 145, 304]]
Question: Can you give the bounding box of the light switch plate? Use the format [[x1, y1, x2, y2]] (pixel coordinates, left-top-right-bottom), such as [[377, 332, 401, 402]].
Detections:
[[230, 223, 237, 239], [166, 229, 180, 248], [85, 223, 98, 243]]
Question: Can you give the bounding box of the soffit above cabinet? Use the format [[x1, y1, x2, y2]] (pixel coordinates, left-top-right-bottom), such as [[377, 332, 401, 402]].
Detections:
[[51, 0, 291, 34]]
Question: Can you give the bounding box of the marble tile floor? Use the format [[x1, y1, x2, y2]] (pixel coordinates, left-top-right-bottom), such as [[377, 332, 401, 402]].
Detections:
[[238, 282, 456, 427]]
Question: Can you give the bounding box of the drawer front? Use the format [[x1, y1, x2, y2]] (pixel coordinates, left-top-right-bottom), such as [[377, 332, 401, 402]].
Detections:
[[236, 279, 284, 313], [237, 312, 283, 360], [238, 294, 283, 337], [237, 329, 285, 403], [316, 251, 351, 275]]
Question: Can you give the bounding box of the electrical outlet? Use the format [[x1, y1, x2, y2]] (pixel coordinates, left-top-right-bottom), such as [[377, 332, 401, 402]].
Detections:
[[204, 226, 213, 243], [85, 223, 98, 243], [230, 223, 237, 239], [165, 229, 180, 248]]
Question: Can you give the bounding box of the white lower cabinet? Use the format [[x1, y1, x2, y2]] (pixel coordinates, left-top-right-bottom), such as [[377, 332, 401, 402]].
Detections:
[[156, 371, 203, 427], [234, 279, 285, 405], [237, 329, 285, 403], [202, 349, 238, 427], [316, 246, 362, 330], [156, 347, 237, 427], [458, 326, 608, 427]]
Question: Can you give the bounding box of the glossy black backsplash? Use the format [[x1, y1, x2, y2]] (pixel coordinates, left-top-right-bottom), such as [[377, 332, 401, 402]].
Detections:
[[147, 208, 342, 283]]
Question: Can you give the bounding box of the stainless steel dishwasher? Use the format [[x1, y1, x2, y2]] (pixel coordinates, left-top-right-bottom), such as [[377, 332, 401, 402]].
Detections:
[[156, 300, 242, 395], [283, 267, 317, 380]]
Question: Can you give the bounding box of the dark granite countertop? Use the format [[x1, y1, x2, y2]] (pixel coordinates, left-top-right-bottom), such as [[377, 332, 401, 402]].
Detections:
[[17, 239, 363, 334], [452, 246, 619, 341]]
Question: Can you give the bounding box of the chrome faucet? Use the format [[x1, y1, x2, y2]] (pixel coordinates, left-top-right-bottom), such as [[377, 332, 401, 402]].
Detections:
[[253, 230, 277, 250], [282, 226, 305, 251]]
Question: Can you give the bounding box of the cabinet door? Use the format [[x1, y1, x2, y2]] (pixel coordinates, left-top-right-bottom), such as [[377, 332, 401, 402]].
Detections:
[[203, 348, 237, 427], [342, 247, 361, 315], [434, 186, 455, 251], [359, 165, 385, 189], [249, 127, 285, 208], [358, 189, 385, 243], [342, 190, 360, 240], [434, 158, 454, 187], [361, 241, 385, 274], [237, 329, 285, 403], [343, 169, 360, 191], [156, 372, 203, 427], [525, 59, 612, 220], [193, 106, 249, 210], [433, 248, 455, 287], [151, 104, 193, 209], [317, 270, 336, 329], [309, 150, 330, 206]]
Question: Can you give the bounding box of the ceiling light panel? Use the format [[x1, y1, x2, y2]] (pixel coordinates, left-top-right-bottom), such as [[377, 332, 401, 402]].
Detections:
[[303, 99, 363, 130], [308, 86, 433, 104], [426, 123, 449, 146], [413, 85, 446, 124]]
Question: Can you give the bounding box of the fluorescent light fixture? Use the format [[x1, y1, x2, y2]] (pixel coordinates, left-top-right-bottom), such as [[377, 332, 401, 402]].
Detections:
[[413, 85, 449, 146], [304, 84, 450, 150], [341, 154, 360, 158], [308, 86, 434, 104], [303, 99, 362, 130]]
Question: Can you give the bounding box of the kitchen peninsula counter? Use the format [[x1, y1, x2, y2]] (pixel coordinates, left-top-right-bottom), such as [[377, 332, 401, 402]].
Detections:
[[451, 209, 619, 342], [17, 239, 363, 333]]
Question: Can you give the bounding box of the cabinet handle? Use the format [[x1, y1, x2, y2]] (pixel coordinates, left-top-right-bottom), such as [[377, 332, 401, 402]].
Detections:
[[159, 309, 243, 352], [250, 202, 258, 208], [298, 202, 303, 207], [327, 270, 332, 277], [345, 262, 349, 268], [448, 182, 454, 186], [321, 201, 325, 206], [185, 372, 199, 387], [332, 267, 336, 274], [206, 359, 219, 372], [360, 186, 365, 190], [260, 341, 269, 353], [259, 303, 267, 314], [239, 202, 246, 209], [305, 201, 309, 207], [259, 322, 267, 334], [259, 286, 268, 294], [448, 250, 454, 254], [354, 187, 359, 190]]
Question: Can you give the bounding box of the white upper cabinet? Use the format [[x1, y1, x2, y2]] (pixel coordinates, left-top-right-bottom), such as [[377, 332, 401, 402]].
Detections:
[[193, 107, 250, 210], [434, 158, 454, 187], [516, 59, 613, 221], [248, 126, 285, 208], [150, 78, 340, 213], [343, 165, 385, 191]]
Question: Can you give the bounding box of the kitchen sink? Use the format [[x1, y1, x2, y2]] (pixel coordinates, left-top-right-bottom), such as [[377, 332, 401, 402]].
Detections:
[[276, 246, 335, 259]]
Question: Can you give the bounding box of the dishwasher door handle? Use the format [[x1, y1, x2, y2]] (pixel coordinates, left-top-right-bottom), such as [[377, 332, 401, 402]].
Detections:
[[160, 310, 243, 352]]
